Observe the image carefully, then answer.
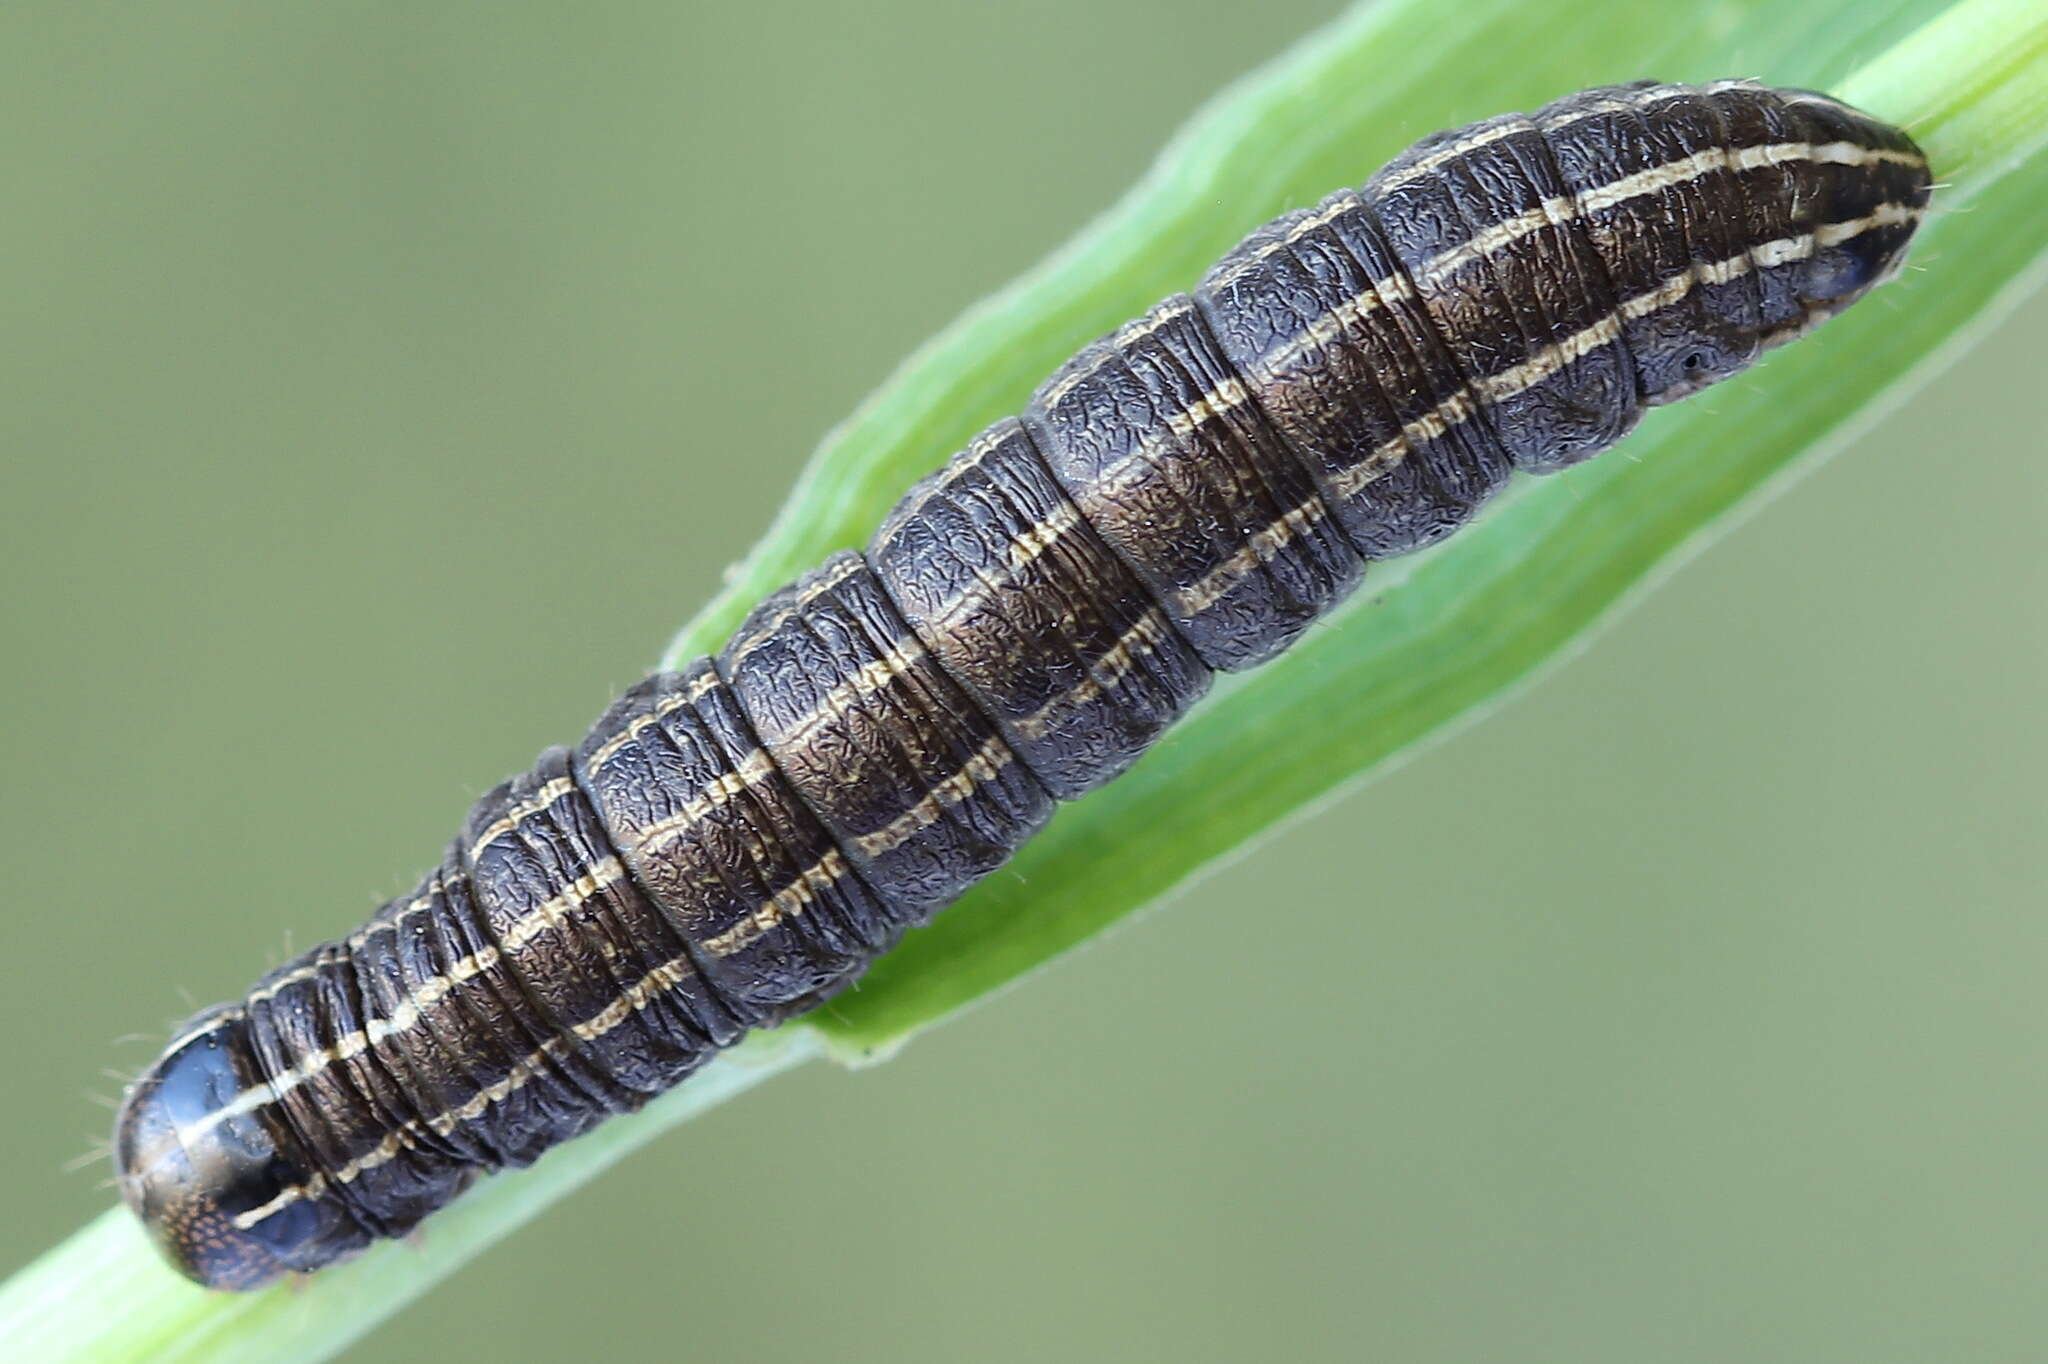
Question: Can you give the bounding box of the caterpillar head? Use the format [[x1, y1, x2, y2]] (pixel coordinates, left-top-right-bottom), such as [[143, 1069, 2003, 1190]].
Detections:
[[114, 1008, 370, 1290]]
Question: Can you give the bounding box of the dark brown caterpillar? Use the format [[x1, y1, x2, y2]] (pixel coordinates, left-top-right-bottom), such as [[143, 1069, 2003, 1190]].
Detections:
[[114, 79, 1930, 1290]]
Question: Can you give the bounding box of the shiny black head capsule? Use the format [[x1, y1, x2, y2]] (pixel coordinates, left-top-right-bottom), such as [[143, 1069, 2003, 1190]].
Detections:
[[113, 1008, 369, 1290]]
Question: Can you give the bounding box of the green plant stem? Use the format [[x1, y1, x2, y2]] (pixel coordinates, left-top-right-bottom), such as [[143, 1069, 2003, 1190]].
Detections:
[[1850, 0, 2048, 181]]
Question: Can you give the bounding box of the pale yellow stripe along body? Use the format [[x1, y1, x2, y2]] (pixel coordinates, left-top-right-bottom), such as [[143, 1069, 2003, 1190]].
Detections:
[[215, 673, 725, 1014], [1330, 201, 1925, 499], [193, 672, 1018, 1147], [581, 668, 721, 773], [194, 186, 1923, 1184], [1258, 139, 1918, 380], [1203, 78, 1766, 295], [1036, 136, 1914, 611], [235, 200, 1927, 1162], [126, 81, 1930, 1293], [227, 731, 1025, 1226]]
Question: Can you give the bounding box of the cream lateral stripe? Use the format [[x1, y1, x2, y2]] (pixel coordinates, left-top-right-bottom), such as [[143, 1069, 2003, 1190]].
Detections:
[[1079, 374, 1267, 499], [1249, 252, 1414, 381], [903, 484, 1180, 732], [1076, 365, 1321, 512], [1578, 140, 1921, 214], [1418, 142, 1921, 289], [1759, 307, 1832, 347], [931, 147, 1923, 634], [1172, 202, 1927, 602], [628, 748, 780, 858], [1041, 355, 1347, 623], [1204, 80, 1763, 294], [238, 736, 653, 1011], [1779, 91, 1858, 114], [240, 876, 447, 1006], [724, 554, 867, 665], [919, 498, 1086, 635], [877, 422, 1009, 548], [270, 666, 729, 996], [204, 682, 1023, 1161], [210, 573, 1166, 1198], [1418, 194, 1579, 287], [1372, 85, 1666, 190], [493, 857, 630, 955], [1205, 195, 1361, 295], [699, 847, 849, 958], [183, 858, 636, 1145], [230, 730, 1032, 1228], [1326, 203, 1925, 499], [341, 883, 442, 955], [1018, 205, 1927, 661], [1260, 140, 1916, 381], [464, 777, 577, 861], [850, 734, 1014, 860], [1036, 298, 1194, 411], [251, 711, 666, 1007], [1010, 609, 1173, 741], [633, 634, 941, 857], [1172, 495, 1328, 617], [977, 502, 1080, 598], [763, 633, 937, 755], [206, 209, 1925, 1149], [1108, 141, 1906, 502], [230, 938, 704, 1229], [243, 671, 735, 1007], [946, 119, 1916, 557], [241, 951, 340, 1007], [583, 670, 721, 774]]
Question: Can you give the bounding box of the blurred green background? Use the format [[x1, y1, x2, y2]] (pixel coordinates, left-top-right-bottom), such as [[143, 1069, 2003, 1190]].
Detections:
[[4, 3, 2044, 1360]]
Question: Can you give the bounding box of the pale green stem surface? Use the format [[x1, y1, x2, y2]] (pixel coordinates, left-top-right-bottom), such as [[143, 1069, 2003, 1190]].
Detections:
[[6, 0, 2045, 1358]]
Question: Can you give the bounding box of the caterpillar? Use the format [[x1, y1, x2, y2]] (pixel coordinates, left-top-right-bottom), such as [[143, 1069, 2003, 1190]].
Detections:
[[114, 79, 1931, 1291]]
